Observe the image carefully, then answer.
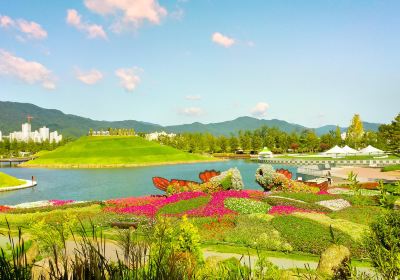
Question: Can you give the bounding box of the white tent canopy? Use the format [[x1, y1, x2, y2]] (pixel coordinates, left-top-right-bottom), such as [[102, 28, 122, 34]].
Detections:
[[359, 145, 385, 155], [342, 145, 358, 154], [259, 147, 272, 155], [323, 145, 345, 155]]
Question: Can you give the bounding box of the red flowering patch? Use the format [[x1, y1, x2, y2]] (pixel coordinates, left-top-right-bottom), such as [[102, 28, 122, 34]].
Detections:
[[0, 205, 11, 212]]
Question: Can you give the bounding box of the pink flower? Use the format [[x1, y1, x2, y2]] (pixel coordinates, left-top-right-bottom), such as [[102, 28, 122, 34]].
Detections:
[[186, 190, 250, 217], [49, 200, 74, 206]]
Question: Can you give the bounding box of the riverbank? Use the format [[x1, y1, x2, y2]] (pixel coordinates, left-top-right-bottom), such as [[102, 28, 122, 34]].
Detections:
[[20, 158, 224, 169]]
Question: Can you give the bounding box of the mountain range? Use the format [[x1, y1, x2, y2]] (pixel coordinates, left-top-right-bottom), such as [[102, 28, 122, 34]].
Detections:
[[0, 101, 381, 138]]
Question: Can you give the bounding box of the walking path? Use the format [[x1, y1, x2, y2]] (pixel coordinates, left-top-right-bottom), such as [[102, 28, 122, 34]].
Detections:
[[0, 179, 37, 192], [330, 166, 400, 182]]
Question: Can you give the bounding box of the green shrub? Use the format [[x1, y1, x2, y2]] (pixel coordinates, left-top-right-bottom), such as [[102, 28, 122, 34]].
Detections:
[[223, 215, 292, 252], [328, 206, 385, 225], [271, 215, 365, 257], [339, 194, 379, 206], [263, 196, 332, 213], [275, 192, 335, 203], [363, 211, 400, 280], [158, 196, 210, 215], [224, 198, 271, 214], [382, 164, 400, 172]]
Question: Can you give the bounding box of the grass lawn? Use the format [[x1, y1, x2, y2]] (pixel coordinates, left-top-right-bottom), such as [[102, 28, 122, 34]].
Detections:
[[21, 136, 217, 168], [382, 164, 400, 172], [0, 172, 25, 188]]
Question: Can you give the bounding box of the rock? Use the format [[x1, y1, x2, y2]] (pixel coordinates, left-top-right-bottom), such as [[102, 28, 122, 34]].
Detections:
[[316, 199, 351, 211], [317, 244, 351, 277]]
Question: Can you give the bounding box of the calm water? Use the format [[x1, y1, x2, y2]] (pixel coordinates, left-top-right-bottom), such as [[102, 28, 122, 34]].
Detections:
[[0, 160, 304, 205]]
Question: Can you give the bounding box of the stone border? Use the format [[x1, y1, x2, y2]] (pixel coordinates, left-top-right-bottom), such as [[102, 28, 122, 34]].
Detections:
[[257, 158, 400, 167], [0, 179, 37, 192]]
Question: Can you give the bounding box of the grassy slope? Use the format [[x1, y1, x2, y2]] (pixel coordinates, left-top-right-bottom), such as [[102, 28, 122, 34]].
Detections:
[[22, 136, 215, 167], [0, 172, 25, 188]]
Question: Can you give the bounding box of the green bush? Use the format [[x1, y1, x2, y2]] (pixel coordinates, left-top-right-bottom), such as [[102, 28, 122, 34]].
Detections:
[[339, 194, 379, 206], [381, 164, 400, 172], [158, 196, 210, 215], [224, 198, 271, 214], [263, 196, 332, 213], [364, 211, 400, 280], [271, 215, 365, 257], [328, 206, 385, 225], [223, 215, 292, 252], [275, 192, 335, 203]]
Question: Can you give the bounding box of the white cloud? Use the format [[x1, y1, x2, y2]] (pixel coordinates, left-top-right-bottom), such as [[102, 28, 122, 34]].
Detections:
[[66, 9, 107, 39], [250, 102, 269, 118], [0, 49, 56, 89], [84, 0, 167, 32], [180, 107, 204, 116], [212, 32, 235, 47], [115, 67, 141, 91], [76, 68, 103, 85], [185, 95, 201, 101], [0, 15, 47, 40]]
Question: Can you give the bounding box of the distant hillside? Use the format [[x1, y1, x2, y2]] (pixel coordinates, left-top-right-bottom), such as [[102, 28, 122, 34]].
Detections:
[[0, 101, 382, 138], [165, 116, 307, 135], [0, 101, 162, 138], [22, 136, 214, 168]]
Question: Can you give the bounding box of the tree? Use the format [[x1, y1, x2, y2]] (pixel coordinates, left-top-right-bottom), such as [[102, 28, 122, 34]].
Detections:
[[346, 114, 364, 148], [228, 134, 239, 152], [251, 135, 263, 151], [335, 125, 342, 145], [378, 113, 400, 153]]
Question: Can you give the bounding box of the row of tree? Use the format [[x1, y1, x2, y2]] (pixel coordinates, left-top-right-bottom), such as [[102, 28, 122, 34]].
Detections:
[[156, 113, 399, 154], [0, 138, 68, 158], [88, 128, 135, 136]]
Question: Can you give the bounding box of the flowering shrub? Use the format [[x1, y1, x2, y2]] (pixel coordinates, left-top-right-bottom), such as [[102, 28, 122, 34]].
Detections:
[[224, 198, 271, 214], [268, 205, 316, 215], [255, 165, 280, 191], [49, 200, 75, 206], [106, 196, 164, 208], [255, 164, 318, 193], [210, 168, 244, 191], [185, 190, 249, 217]]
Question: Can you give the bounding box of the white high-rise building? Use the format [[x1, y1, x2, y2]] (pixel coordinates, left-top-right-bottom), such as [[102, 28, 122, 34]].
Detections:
[[6, 122, 62, 143], [39, 126, 50, 141], [21, 123, 31, 140]]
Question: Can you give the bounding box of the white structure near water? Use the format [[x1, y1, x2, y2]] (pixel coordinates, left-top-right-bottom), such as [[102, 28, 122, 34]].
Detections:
[[1, 122, 62, 143]]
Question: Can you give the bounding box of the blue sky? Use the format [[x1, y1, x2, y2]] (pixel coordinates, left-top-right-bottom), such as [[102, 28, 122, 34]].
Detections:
[[0, 0, 399, 128]]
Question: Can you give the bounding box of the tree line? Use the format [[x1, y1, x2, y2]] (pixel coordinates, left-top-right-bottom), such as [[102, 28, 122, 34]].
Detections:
[[156, 113, 399, 154], [0, 138, 68, 158], [88, 128, 135, 136]]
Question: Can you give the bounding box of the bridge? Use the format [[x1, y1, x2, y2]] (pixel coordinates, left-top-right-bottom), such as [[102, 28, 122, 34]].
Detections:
[[0, 157, 35, 166]]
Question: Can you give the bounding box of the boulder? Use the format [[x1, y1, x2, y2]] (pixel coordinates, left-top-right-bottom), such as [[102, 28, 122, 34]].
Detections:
[[317, 244, 351, 277]]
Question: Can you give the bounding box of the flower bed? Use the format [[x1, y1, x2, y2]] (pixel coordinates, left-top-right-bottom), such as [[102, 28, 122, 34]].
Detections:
[[106, 192, 207, 217], [49, 200, 75, 206], [224, 198, 271, 214]]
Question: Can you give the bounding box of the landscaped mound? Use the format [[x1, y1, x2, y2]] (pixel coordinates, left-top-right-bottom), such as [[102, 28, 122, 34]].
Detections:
[[21, 136, 216, 168], [0, 172, 25, 188]]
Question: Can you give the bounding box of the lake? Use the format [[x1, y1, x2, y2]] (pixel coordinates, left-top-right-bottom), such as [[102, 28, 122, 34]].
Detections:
[[0, 160, 308, 205]]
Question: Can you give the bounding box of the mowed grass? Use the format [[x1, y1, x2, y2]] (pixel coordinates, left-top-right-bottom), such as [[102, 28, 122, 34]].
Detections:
[[0, 172, 25, 188], [22, 136, 216, 167]]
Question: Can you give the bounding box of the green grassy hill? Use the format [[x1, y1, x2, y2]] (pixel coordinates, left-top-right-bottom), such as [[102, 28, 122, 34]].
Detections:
[[0, 172, 25, 188], [21, 136, 216, 168]]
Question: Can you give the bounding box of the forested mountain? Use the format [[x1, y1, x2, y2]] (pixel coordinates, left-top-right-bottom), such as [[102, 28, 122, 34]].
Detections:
[[0, 101, 381, 138]]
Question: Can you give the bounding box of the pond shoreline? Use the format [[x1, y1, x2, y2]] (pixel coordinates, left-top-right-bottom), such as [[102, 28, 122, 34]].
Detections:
[[19, 158, 226, 169]]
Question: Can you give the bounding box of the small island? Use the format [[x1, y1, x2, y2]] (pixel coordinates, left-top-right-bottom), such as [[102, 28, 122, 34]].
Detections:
[[21, 136, 219, 168], [0, 171, 36, 192]]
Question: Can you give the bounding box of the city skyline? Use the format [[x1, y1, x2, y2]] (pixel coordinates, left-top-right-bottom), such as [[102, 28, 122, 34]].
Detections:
[[0, 0, 399, 128]]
